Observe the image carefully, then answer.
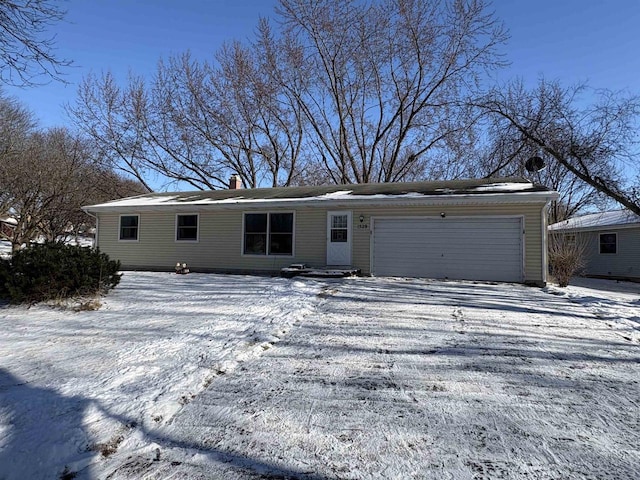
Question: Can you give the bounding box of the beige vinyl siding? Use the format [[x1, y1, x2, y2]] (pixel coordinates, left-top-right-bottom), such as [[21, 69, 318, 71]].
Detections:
[[573, 227, 640, 279], [98, 208, 327, 272], [97, 201, 547, 284]]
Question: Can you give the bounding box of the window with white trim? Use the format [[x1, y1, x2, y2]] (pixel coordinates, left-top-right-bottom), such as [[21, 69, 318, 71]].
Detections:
[[599, 233, 617, 254], [244, 212, 293, 255], [176, 214, 198, 241], [119, 215, 139, 241], [330, 214, 348, 242]]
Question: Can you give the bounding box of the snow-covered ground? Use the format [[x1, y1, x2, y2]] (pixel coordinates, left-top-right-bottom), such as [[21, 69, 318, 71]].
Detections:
[[0, 273, 638, 479], [0, 240, 10, 259]]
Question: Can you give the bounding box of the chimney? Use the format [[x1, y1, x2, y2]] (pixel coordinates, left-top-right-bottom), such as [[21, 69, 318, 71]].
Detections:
[[229, 174, 242, 190]]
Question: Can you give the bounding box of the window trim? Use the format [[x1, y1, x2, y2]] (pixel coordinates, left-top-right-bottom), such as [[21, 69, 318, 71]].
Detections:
[[242, 211, 295, 257], [599, 232, 617, 254], [118, 214, 140, 242], [175, 213, 200, 243]]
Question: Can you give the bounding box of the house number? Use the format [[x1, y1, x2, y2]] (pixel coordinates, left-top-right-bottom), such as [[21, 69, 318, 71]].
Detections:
[[358, 224, 369, 229]]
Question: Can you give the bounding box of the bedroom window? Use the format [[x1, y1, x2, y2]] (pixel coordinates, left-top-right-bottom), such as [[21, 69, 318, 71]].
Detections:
[[119, 215, 139, 241], [244, 212, 294, 256], [176, 214, 199, 241], [599, 233, 617, 254]]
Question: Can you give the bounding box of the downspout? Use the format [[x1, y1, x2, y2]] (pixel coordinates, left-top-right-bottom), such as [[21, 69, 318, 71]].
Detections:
[[541, 201, 551, 286], [82, 208, 99, 250]]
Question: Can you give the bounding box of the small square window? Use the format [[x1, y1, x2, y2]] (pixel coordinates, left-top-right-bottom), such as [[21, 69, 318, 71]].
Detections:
[[177, 214, 198, 241], [119, 215, 139, 241], [599, 233, 617, 254]]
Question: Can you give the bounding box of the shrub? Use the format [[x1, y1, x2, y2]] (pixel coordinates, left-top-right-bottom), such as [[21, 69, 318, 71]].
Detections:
[[548, 233, 586, 287], [0, 243, 121, 304]]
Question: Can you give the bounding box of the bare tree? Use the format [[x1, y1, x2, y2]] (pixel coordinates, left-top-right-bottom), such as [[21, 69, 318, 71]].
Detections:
[[0, 0, 71, 86], [473, 106, 601, 223], [71, 0, 507, 189], [479, 79, 640, 216], [70, 73, 155, 192], [0, 118, 145, 251], [0, 91, 35, 215], [70, 38, 308, 191], [276, 0, 507, 183]]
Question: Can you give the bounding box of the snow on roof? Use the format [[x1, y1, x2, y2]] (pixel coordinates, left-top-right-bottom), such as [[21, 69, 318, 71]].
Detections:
[[549, 209, 640, 231], [84, 177, 556, 211]]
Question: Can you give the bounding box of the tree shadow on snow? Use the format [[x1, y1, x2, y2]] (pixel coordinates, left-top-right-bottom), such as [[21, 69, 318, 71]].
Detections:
[[0, 368, 93, 479]]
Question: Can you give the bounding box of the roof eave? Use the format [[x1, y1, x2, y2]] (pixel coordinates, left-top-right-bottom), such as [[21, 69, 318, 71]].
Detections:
[[549, 222, 640, 233], [84, 191, 559, 214]]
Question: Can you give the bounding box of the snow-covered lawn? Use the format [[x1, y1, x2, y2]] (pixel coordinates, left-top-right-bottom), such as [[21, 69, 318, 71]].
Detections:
[[0, 273, 638, 479], [0, 240, 10, 259]]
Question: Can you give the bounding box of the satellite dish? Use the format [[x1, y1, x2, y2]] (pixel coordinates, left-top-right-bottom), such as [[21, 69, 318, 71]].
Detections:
[[525, 156, 546, 172]]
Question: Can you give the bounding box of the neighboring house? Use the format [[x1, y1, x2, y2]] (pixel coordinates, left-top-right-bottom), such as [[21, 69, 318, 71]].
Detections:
[[0, 216, 17, 239], [83, 176, 558, 286], [549, 209, 640, 281]]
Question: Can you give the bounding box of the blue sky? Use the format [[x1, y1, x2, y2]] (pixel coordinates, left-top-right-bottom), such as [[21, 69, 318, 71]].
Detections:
[[4, 0, 640, 128]]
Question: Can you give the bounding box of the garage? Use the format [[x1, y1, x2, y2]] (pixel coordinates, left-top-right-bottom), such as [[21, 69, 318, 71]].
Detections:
[[372, 216, 524, 282]]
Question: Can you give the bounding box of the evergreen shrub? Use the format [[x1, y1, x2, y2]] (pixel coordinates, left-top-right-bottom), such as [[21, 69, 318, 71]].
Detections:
[[0, 243, 121, 303]]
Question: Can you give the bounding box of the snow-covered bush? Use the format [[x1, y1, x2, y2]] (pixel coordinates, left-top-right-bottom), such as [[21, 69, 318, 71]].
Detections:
[[0, 243, 121, 303]]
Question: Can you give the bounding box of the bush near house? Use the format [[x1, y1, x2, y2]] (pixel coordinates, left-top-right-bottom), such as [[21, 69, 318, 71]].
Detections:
[[548, 233, 586, 287], [0, 243, 121, 304]]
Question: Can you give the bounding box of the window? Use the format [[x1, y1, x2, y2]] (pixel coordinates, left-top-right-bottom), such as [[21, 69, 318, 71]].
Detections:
[[330, 214, 348, 242], [244, 213, 268, 255], [599, 233, 617, 254], [119, 215, 139, 241], [244, 212, 294, 256], [176, 214, 198, 241]]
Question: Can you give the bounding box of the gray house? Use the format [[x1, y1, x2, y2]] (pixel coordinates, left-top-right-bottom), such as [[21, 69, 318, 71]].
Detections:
[[83, 177, 558, 285], [549, 209, 640, 281]]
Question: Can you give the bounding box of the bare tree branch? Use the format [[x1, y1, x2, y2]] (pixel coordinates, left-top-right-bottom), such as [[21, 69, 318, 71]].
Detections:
[[0, 0, 71, 86]]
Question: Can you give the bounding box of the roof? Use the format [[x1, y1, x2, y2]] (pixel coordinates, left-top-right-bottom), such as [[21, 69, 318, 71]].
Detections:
[[549, 209, 640, 231], [84, 177, 558, 213]]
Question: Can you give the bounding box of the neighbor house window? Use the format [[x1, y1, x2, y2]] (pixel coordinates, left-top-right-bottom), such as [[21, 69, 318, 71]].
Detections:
[[119, 215, 139, 241], [599, 233, 617, 254], [244, 212, 294, 256], [176, 214, 199, 241]]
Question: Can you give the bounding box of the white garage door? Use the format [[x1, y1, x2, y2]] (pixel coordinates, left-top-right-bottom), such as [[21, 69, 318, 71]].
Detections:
[[372, 217, 523, 282]]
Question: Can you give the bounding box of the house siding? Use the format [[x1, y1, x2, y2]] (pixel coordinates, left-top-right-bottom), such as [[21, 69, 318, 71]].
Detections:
[[96, 202, 547, 284], [571, 227, 640, 279]]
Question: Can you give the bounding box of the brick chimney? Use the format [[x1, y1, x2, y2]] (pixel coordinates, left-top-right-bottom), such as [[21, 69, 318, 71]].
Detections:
[[229, 174, 242, 190]]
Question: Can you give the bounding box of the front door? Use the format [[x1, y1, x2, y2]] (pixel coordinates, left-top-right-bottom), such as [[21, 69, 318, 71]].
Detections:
[[326, 211, 352, 265]]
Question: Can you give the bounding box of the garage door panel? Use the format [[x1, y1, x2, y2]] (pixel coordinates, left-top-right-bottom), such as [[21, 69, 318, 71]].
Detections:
[[372, 217, 523, 282]]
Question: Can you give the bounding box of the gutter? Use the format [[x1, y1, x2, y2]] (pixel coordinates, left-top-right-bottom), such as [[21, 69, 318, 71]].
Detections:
[[83, 191, 560, 214]]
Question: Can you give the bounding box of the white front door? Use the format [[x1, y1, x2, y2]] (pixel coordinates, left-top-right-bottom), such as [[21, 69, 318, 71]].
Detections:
[[326, 211, 352, 266]]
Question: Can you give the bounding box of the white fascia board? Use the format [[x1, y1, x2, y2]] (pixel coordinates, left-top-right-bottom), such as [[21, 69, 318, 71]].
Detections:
[[84, 191, 559, 214], [549, 222, 640, 233]]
